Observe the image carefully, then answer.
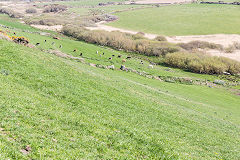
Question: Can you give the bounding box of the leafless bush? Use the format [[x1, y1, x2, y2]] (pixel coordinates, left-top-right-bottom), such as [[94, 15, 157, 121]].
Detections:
[[25, 8, 37, 14], [0, 8, 23, 18], [132, 32, 145, 40], [154, 36, 167, 42], [43, 4, 67, 13], [224, 42, 240, 53], [224, 45, 235, 53]]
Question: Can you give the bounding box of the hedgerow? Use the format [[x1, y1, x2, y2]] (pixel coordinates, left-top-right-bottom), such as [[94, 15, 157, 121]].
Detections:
[[164, 52, 240, 75], [62, 25, 180, 57]]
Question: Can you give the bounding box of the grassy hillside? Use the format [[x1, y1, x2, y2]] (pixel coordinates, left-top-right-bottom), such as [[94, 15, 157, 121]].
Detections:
[[108, 4, 240, 36], [0, 15, 240, 159]]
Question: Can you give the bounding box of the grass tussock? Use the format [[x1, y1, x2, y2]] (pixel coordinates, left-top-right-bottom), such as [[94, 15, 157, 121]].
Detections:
[[164, 52, 240, 75], [62, 25, 180, 57]]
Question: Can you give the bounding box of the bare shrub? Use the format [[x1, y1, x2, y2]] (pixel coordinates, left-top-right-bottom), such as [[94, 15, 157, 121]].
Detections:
[[178, 41, 223, 51], [43, 4, 67, 13], [233, 42, 240, 49], [224, 42, 240, 53], [0, 8, 23, 18], [132, 32, 145, 40], [224, 45, 235, 53], [154, 36, 167, 42], [25, 8, 37, 14]]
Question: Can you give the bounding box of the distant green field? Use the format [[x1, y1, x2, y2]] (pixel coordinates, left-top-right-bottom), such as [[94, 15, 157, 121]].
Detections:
[[108, 4, 240, 36], [0, 15, 240, 159]]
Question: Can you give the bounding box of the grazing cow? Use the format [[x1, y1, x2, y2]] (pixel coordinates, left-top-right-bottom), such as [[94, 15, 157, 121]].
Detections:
[[36, 43, 40, 46], [109, 57, 112, 60], [112, 55, 115, 57], [59, 45, 62, 48], [13, 32, 16, 35], [73, 49, 77, 52], [118, 55, 122, 58], [126, 56, 131, 59], [96, 51, 98, 54], [44, 40, 47, 42], [80, 53, 83, 56], [102, 52, 105, 55], [122, 59, 126, 63]]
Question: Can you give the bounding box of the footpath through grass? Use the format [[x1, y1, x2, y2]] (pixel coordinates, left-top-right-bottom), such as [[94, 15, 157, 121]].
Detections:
[[108, 4, 240, 36], [0, 15, 240, 159]]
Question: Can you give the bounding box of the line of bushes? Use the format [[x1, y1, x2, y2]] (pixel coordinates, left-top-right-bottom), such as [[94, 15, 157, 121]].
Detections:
[[62, 25, 180, 57], [164, 52, 240, 75]]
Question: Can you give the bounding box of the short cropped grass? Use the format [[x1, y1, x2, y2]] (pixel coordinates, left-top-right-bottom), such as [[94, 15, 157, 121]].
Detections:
[[108, 4, 240, 35]]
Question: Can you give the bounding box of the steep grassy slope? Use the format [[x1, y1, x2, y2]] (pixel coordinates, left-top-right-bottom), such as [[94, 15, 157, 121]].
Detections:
[[0, 38, 240, 160], [108, 4, 240, 35], [0, 15, 240, 159]]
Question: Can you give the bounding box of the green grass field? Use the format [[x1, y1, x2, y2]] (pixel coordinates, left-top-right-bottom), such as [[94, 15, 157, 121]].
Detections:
[[108, 4, 240, 36], [0, 15, 240, 159]]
